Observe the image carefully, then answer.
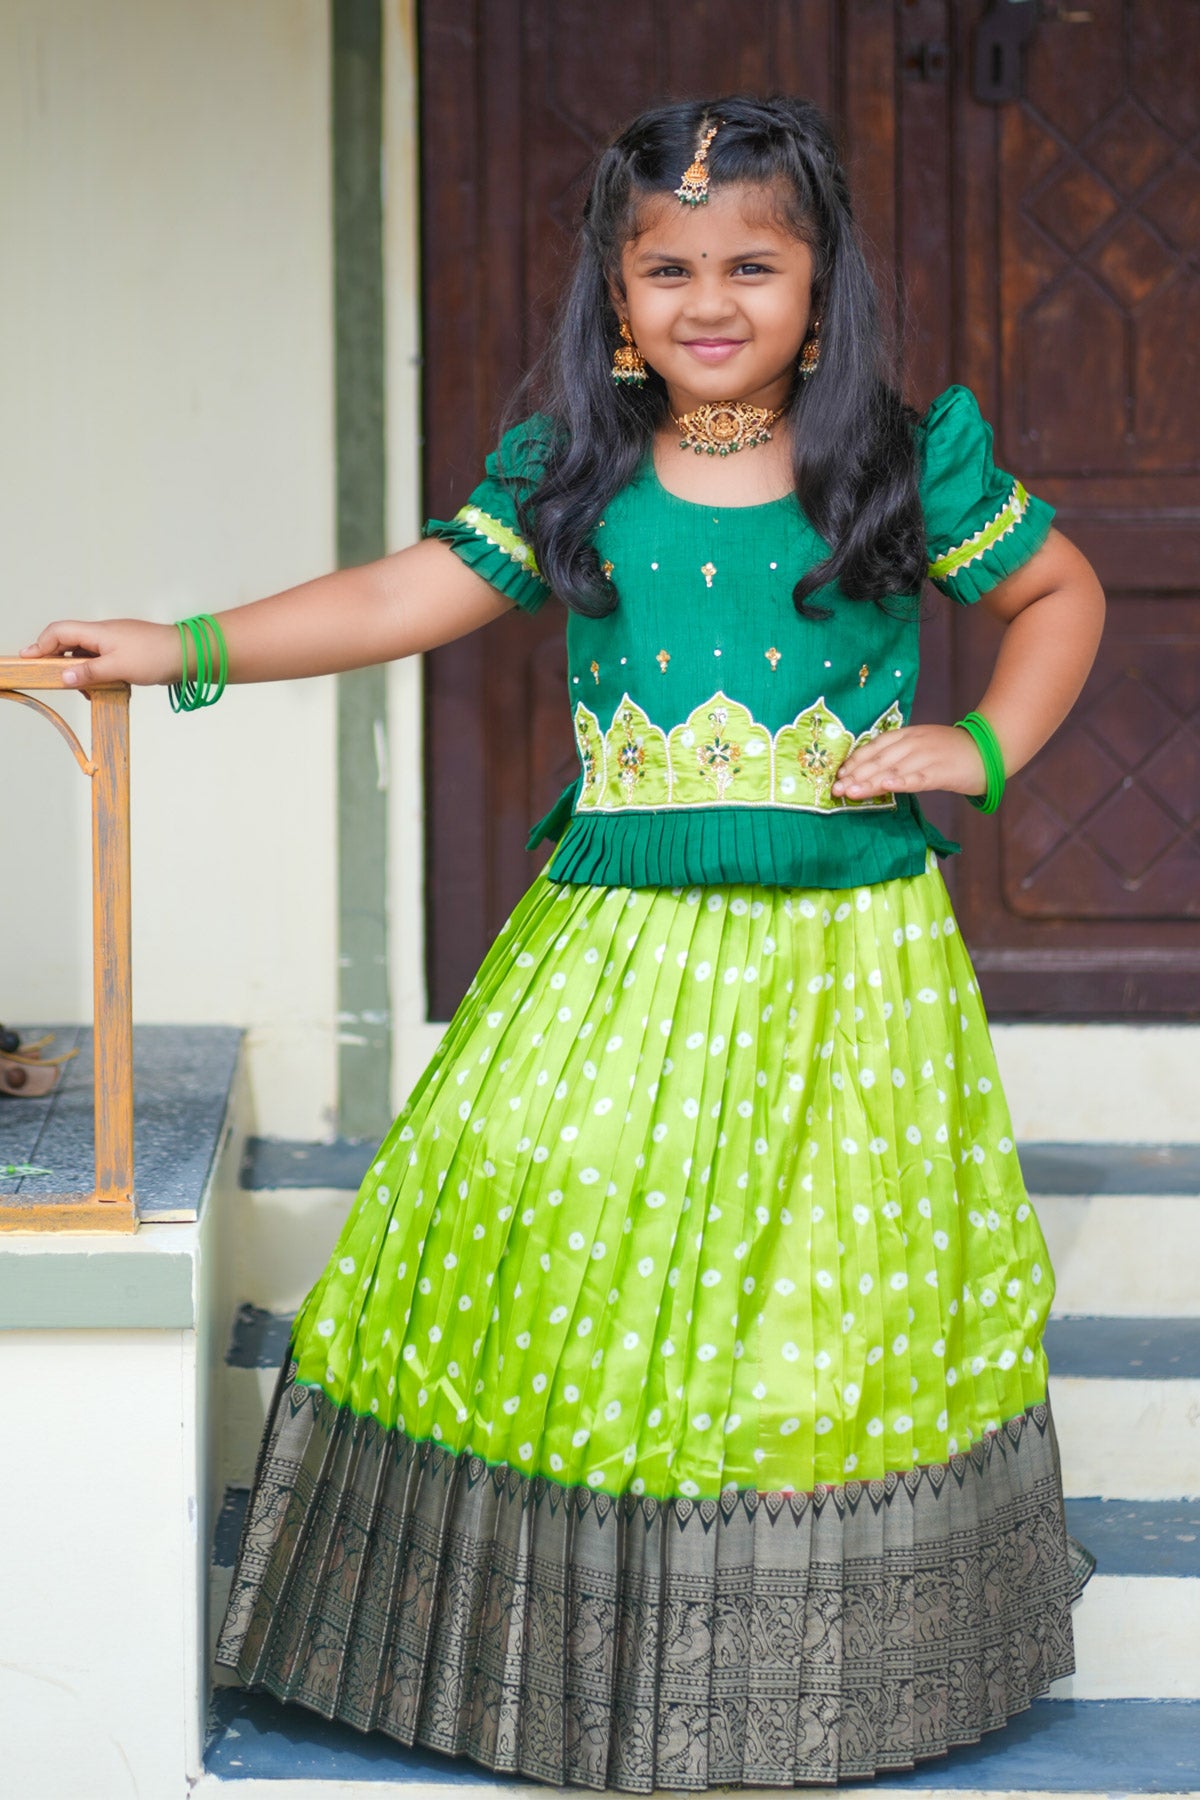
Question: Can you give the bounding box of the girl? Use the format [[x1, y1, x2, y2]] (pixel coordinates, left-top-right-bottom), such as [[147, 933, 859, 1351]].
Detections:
[[25, 95, 1103, 1790]]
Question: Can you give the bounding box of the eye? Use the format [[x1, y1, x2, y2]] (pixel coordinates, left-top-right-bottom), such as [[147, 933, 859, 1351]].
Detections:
[[735, 261, 775, 276], [647, 264, 687, 279]]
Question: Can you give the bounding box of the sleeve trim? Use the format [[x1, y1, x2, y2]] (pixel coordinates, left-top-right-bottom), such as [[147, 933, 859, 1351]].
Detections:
[[455, 505, 543, 579], [927, 479, 1030, 581]]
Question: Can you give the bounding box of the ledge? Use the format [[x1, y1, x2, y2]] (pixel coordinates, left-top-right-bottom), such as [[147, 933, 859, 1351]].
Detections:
[[0, 1025, 242, 1222], [0, 1026, 243, 1328]]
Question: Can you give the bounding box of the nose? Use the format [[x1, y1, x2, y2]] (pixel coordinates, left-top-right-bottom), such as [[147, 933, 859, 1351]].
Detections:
[[681, 272, 738, 326]]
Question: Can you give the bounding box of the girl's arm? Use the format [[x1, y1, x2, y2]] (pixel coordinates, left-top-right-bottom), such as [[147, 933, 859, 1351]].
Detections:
[[831, 527, 1106, 802], [20, 537, 520, 689]]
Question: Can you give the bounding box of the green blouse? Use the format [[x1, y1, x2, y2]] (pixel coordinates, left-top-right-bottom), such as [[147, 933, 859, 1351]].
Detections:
[[424, 384, 1054, 890]]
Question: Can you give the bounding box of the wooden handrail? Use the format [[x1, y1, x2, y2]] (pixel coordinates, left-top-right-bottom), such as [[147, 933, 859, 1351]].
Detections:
[[0, 658, 135, 1231]]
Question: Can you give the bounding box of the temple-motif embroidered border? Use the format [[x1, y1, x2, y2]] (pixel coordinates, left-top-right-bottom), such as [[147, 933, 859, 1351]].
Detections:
[[453, 505, 542, 577], [927, 480, 1030, 581], [573, 689, 903, 815], [216, 1372, 1091, 1789]]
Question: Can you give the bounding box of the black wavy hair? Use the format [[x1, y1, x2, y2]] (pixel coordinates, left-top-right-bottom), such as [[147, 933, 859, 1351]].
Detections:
[[501, 93, 925, 621]]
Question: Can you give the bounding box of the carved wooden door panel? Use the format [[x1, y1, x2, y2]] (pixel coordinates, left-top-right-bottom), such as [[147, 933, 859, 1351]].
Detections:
[[419, 1, 1199, 1021], [943, 0, 1200, 1012]]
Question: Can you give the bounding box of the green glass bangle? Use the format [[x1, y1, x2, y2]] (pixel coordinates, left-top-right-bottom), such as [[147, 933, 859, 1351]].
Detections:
[[168, 613, 228, 712], [954, 709, 1005, 813]]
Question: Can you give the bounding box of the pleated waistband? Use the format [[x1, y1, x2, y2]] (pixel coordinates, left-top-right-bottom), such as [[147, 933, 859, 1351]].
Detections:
[[543, 799, 960, 890]]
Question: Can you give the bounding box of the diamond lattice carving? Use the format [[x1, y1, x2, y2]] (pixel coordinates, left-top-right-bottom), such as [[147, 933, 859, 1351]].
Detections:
[[1028, 162, 1120, 254], [1142, 159, 1200, 254], [1084, 672, 1177, 765], [1017, 38, 1200, 475], [1083, 782, 1183, 883], [1139, 730, 1200, 826], [1087, 98, 1176, 195], [1087, 215, 1178, 305], [1008, 656, 1200, 918]]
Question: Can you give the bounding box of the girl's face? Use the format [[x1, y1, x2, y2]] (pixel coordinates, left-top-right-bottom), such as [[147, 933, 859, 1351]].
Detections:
[[614, 181, 817, 419]]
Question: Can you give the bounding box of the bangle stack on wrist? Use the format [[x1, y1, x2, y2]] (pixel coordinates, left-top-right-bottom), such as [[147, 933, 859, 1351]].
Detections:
[[954, 709, 1006, 813], [169, 613, 228, 712]]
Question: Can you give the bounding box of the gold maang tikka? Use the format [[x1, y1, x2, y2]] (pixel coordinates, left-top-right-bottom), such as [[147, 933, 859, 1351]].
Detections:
[[675, 120, 720, 206]]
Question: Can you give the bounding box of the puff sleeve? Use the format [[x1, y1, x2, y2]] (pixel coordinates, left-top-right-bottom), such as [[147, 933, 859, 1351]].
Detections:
[[918, 385, 1055, 604], [422, 413, 559, 614]]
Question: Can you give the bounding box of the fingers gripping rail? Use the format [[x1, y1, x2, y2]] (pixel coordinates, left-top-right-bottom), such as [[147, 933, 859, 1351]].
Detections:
[[0, 658, 135, 1231]]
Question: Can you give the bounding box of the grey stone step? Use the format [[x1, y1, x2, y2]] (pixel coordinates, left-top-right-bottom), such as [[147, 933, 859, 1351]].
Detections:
[[237, 1139, 1200, 1197], [0, 1023, 242, 1220], [227, 1303, 295, 1369], [200, 1689, 1200, 1792], [1045, 1317, 1200, 1380], [225, 1307, 1200, 1384]]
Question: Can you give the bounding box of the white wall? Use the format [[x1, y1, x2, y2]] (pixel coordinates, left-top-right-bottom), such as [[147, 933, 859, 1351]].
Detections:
[[0, 1327, 201, 1797], [382, 0, 446, 1099], [0, 0, 432, 1142]]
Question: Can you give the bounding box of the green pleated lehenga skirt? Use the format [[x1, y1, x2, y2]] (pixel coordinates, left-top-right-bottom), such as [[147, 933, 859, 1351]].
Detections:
[[216, 848, 1095, 1790]]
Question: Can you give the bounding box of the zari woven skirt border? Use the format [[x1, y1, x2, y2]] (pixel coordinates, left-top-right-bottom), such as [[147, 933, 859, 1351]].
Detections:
[[216, 851, 1096, 1790]]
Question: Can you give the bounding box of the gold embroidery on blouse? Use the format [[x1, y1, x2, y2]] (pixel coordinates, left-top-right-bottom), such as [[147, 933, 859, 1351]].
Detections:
[[656, 649, 671, 672], [700, 561, 717, 588], [765, 646, 782, 671], [572, 690, 903, 815]]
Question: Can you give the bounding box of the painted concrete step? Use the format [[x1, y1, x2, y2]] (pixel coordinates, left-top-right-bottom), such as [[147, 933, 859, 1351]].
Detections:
[[1064, 1499, 1200, 1575], [1036, 1194, 1200, 1318], [231, 1166, 1200, 1327], [1044, 1317, 1200, 1503], [1018, 1145, 1200, 1196], [238, 1139, 1200, 1197], [991, 1027, 1200, 1147], [1044, 1318, 1200, 1379], [228, 1302, 295, 1368], [1052, 1377, 1200, 1502], [216, 1311, 1200, 1501], [224, 1311, 1200, 1379], [198, 1689, 1200, 1795]]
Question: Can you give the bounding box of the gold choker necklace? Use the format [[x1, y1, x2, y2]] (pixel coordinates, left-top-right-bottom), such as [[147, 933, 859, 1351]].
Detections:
[[672, 400, 782, 455]]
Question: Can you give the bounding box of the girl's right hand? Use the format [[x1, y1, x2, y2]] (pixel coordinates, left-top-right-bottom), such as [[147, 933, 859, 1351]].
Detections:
[[20, 619, 180, 689]]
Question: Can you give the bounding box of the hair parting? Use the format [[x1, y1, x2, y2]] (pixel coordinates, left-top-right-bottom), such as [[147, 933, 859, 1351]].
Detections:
[[497, 93, 926, 622]]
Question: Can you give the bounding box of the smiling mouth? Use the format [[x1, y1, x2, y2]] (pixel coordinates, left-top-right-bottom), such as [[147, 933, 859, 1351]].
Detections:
[[682, 339, 747, 360]]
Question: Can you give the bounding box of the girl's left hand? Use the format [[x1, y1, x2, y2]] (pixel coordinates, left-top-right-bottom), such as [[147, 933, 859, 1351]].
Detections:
[[831, 723, 988, 801]]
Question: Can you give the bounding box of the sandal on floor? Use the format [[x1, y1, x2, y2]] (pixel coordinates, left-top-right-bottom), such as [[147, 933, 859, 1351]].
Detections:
[[0, 1026, 79, 1098]]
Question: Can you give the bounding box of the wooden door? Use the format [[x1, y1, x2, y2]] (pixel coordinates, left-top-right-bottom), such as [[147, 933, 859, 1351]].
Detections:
[[419, 0, 1200, 1021], [942, 0, 1200, 1012]]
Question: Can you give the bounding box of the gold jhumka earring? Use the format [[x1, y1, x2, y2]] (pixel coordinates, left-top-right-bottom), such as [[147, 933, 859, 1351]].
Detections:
[[799, 314, 822, 379], [611, 318, 648, 386]]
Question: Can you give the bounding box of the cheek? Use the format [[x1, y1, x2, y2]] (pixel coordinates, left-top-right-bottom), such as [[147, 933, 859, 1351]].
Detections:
[[627, 294, 677, 343], [759, 301, 810, 356]]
